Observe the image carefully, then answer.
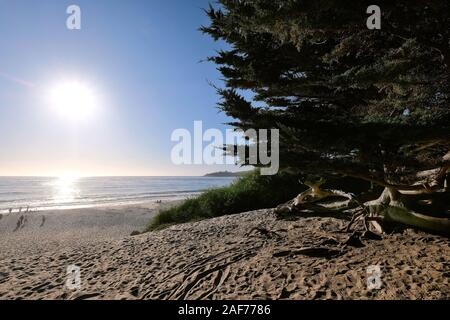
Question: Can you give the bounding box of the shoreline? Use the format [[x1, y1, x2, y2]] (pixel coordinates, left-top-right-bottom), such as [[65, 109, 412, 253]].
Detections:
[[0, 194, 201, 216]]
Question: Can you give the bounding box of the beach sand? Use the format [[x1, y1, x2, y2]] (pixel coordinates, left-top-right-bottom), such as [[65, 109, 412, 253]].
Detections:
[[0, 206, 449, 300], [0, 201, 180, 260]]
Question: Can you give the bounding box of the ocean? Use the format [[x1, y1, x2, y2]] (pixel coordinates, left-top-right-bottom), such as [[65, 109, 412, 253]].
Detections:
[[0, 176, 236, 214]]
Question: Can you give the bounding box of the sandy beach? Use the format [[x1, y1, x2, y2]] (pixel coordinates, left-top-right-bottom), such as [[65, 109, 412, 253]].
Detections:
[[0, 201, 182, 260], [0, 205, 448, 300]]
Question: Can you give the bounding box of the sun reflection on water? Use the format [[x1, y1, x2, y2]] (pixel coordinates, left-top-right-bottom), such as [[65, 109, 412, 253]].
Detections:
[[51, 176, 80, 204]]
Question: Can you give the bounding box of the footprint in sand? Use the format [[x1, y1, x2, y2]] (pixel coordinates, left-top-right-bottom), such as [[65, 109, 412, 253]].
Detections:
[[13, 215, 24, 232], [13, 215, 28, 232], [22, 216, 28, 229]]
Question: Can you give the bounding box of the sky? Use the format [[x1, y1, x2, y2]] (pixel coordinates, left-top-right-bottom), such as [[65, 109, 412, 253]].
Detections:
[[0, 0, 244, 177]]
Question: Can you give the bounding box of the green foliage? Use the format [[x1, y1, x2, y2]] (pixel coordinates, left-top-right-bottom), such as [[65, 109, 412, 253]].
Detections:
[[145, 170, 304, 231], [202, 0, 450, 188]]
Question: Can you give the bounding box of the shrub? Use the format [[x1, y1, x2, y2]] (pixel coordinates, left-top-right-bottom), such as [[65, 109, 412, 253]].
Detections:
[[145, 170, 304, 231]]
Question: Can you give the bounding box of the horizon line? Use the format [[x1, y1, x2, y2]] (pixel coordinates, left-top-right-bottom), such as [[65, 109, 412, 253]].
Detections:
[[0, 174, 241, 178]]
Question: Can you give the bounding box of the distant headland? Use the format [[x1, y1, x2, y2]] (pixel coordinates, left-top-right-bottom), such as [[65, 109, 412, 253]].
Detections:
[[203, 171, 249, 177]]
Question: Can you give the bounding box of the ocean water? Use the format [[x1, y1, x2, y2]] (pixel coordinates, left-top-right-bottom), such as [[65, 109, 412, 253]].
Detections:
[[0, 176, 236, 213]]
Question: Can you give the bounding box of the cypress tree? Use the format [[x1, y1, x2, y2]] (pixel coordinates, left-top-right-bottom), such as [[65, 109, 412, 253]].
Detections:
[[202, 0, 450, 234]]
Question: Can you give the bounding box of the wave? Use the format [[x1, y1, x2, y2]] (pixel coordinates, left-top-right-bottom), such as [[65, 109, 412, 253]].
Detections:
[[0, 176, 236, 214]]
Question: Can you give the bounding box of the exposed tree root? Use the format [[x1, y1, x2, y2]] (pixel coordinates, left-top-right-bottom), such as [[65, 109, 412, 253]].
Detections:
[[275, 179, 450, 238], [275, 178, 361, 215], [384, 206, 450, 235], [367, 187, 450, 236], [292, 178, 355, 206]]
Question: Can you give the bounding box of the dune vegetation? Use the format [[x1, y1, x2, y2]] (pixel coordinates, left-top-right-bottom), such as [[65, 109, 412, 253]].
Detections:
[[146, 170, 304, 231]]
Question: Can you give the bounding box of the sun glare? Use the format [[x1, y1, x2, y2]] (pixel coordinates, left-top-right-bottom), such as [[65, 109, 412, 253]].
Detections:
[[50, 175, 80, 204], [49, 80, 98, 121]]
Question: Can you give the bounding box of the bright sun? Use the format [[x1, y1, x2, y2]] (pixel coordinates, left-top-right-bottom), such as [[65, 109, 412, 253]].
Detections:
[[49, 80, 98, 121]]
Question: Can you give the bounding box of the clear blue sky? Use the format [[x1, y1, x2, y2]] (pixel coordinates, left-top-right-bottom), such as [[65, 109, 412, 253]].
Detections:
[[0, 0, 242, 176]]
